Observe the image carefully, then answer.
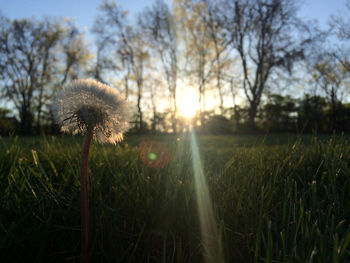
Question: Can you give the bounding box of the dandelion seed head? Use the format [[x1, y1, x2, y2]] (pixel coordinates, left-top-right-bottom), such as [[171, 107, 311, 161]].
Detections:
[[53, 79, 129, 144]]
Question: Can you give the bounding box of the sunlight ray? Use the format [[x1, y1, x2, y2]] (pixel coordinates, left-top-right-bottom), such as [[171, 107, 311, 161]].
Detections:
[[189, 129, 224, 262]]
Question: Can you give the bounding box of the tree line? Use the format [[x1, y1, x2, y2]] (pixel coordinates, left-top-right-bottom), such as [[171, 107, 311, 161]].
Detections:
[[0, 0, 349, 135]]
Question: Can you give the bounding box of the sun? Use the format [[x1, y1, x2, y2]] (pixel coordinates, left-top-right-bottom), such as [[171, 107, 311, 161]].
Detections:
[[178, 91, 198, 118]]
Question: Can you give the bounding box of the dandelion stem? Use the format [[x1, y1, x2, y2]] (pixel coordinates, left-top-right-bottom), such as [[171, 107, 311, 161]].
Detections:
[[81, 129, 93, 263]]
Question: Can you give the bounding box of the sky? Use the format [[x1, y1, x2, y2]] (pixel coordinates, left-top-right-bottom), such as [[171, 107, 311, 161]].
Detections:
[[0, 0, 348, 112], [0, 0, 348, 38], [0, 0, 158, 34]]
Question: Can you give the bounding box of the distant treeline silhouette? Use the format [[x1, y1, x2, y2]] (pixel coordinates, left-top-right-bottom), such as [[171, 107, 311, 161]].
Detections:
[[2, 93, 350, 135]]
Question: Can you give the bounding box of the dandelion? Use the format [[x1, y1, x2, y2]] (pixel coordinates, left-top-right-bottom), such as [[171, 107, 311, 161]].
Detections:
[[53, 79, 129, 263], [54, 78, 129, 144]]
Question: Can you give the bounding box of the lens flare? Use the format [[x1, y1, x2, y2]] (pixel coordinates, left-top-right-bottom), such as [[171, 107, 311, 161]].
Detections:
[[148, 152, 157, 161], [138, 140, 170, 169]]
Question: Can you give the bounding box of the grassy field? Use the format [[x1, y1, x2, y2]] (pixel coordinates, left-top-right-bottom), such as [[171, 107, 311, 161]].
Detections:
[[0, 133, 349, 262]]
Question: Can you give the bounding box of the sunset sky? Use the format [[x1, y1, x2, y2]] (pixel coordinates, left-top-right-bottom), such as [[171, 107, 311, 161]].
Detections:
[[0, 0, 348, 114]]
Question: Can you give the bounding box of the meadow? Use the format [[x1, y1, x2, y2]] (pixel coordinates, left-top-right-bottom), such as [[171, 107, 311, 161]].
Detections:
[[0, 133, 349, 262]]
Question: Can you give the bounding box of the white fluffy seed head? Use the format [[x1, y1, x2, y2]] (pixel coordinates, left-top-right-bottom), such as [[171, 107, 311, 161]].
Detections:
[[53, 79, 130, 144]]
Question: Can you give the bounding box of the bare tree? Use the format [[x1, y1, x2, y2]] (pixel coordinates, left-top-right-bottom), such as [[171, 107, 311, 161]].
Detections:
[[0, 15, 90, 134], [331, 0, 350, 74], [312, 57, 349, 130], [332, 0, 350, 40], [201, 0, 232, 115], [94, 1, 149, 131], [0, 18, 48, 134], [140, 0, 179, 133], [174, 0, 217, 127], [146, 77, 164, 133], [33, 20, 62, 133], [91, 17, 114, 83], [59, 22, 90, 87], [188, 1, 211, 116], [220, 0, 309, 129]]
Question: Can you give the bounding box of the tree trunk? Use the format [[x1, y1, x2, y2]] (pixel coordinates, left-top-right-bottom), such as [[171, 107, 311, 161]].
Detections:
[[218, 79, 224, 115], [124, 75, 129, 100], [20, 105, 32, 135], [36, 107, 42, 135], [36, 87, 44, 134], [151, 114, 156, 133], [172, 90, 177, 134], [248, 101, 258, 130], [137, 80, 143, 132], [151, 90, 157, 133], [330, 87, 337, 132]]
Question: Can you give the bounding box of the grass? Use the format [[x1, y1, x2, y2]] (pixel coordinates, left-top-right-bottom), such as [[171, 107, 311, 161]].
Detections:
[[0, 133, 349, 262]]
